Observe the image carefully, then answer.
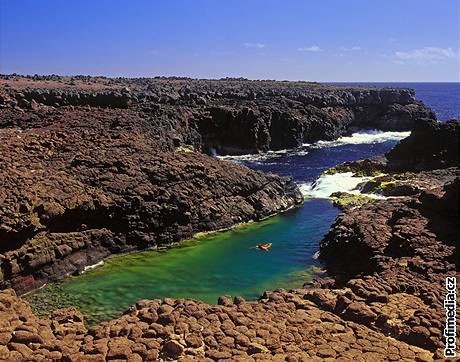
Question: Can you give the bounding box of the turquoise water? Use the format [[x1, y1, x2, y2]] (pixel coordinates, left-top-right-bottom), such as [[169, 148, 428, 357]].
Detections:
[[26, 133, 404, 325], [27, 199, 338, 324]]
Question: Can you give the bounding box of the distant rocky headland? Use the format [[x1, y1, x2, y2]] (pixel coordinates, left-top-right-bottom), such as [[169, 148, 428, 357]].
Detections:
[[0, 75, 458, 361]]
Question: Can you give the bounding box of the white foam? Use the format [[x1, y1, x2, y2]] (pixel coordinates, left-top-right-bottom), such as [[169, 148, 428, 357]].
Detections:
[[299, 172, 371, 198], [299, 172, 389, 200], [217, 130, 409, 163], [83, 260, 104, 273], [218, 148, 309, 163], [309, 130, 410, 149]]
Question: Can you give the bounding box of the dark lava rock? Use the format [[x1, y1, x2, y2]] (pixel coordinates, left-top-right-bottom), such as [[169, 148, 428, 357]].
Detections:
[[0, 75, 435, 155], [318, 177, 459, 356], [0, 100, 303, 294], [386, 119, 459, 171]]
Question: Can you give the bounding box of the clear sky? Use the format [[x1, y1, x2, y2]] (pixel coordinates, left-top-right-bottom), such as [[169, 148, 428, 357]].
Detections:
[[1, 0, 459, 81]]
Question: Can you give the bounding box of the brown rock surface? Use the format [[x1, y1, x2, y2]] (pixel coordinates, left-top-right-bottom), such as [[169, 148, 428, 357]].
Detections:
[[0, 288, 435, 361], [0, 75, 435, 155], [317, 176, 459, 359], [0, 76, 436, 294], [0, 120, 302, 293], [2, 172, 455, 361]]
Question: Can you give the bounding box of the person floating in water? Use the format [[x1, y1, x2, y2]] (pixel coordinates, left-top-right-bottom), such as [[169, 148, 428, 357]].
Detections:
[[256, 243, 272, 251]]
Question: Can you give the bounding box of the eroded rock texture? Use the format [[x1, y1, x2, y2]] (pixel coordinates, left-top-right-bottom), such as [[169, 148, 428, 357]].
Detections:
[[0, 75, 435, 155], [0, 76, 437, 293], [314, 120, 460, 359], [0, 121, 302, 294], [386, 119, 460, 171], [315, 177, 459, 360], [0, 288, 435, 361]]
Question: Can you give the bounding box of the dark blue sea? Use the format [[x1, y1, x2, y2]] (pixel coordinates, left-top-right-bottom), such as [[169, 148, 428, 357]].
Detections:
[[329, 82, 460, 121], [233, 82, 459, 184]]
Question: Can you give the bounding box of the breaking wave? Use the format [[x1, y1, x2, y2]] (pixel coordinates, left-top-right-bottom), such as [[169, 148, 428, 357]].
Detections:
[[308, 130, 410, 149], [298, 172, 370, 198], [299, 172, 388, 200], [218, 148, 309, 163], [217, 130, 409, 163]]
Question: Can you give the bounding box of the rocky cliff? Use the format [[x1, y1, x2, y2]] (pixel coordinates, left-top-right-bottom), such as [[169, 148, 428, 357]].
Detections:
[[315, 176, 459, 359], [0, 76, 323, 294], [0, 75, 437, 293], [1, 160, 455, 360], [386, 119, 459, 171], [0, 119, 302, 294], [1, 75, 435, 155]]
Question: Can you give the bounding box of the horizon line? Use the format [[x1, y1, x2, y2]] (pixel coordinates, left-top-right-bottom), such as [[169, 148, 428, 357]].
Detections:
[[1, 73, 459, 83]]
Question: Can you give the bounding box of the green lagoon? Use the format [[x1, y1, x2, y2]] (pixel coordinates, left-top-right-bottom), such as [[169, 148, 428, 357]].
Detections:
[[26, 199, 338, 325]]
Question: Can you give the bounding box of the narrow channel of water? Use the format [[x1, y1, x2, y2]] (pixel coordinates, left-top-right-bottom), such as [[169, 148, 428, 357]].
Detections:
[[26, 130, 406, 325]]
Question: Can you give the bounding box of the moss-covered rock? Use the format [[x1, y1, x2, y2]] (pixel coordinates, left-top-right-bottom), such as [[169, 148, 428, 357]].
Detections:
[[360, 172, 420, 196], [323, 158, 385, 177], [373, 181, 397, 194], [330, 192, 375, 210]]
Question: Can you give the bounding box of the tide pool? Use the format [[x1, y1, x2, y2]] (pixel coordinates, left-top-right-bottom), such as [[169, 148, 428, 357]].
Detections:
[[26, 199, 338, 325]]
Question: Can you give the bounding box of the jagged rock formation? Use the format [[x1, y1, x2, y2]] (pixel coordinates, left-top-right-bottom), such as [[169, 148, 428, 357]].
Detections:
[[324, 119, 460, 176], [386, 119, 459, 171], [0, 75, 435, 155], [315, 176, 459, 360], [313, 119, 459, 359], [0, 76, 437, 293]]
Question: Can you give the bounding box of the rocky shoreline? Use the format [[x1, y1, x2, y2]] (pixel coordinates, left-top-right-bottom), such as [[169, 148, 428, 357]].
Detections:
[[0, 124, 302, 294], [0, 75, 436, 295], [1, 75, 434, 155], [0, 76, 458, 361], [314, 119, 459, 359]]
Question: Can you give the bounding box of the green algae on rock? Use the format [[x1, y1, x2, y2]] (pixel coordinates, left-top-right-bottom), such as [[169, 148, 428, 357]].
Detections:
[[329, 192, 376, 210], [324, 162, 385, 177]]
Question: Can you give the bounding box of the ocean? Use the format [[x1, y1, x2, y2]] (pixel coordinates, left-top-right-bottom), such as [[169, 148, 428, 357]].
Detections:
[[328, 82, 460, 121], [26, 83, 459, 324]]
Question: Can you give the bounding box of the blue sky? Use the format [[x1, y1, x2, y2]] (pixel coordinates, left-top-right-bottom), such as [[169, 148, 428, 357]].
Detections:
[[1, 0, 459, 81]]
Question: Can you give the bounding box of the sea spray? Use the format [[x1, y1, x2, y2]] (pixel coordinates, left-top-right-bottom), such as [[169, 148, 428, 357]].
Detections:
[[298, 172, 371, 198], [219, 130, 410, 164], [218, 148, 309, 163], [309, 130, 410, 148], [298, 172, 389, 199]]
